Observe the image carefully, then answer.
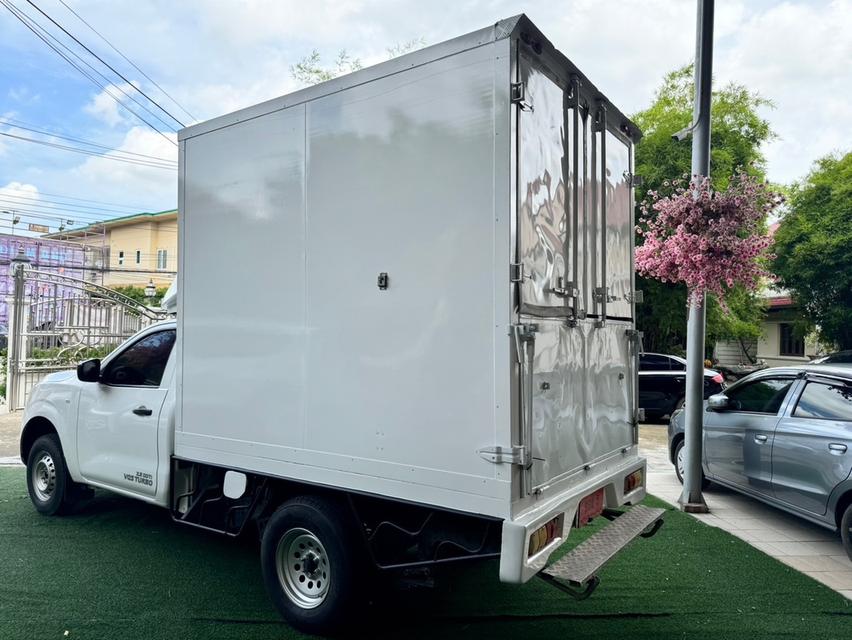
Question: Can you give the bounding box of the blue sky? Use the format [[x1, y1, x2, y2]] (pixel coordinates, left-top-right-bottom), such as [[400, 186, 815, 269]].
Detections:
[[1, 0, 850, 234]]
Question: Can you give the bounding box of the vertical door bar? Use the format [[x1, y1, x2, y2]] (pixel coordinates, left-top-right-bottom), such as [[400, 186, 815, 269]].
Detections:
[[570, 76, 581, 322], [595, 103, 608, 326]]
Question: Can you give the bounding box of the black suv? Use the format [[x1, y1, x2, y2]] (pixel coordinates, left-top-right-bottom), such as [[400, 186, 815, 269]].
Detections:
[[639, 352, 725, 421]]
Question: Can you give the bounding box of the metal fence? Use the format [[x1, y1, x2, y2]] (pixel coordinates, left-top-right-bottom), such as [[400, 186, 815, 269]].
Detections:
[[6, 251, 170, 411]]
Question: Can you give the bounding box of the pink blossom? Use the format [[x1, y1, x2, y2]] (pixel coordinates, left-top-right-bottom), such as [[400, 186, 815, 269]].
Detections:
[[635, 172, 782, 312]]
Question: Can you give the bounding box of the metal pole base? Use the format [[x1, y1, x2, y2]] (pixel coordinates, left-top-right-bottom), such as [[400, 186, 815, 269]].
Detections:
[[678, 492, 709, 514]]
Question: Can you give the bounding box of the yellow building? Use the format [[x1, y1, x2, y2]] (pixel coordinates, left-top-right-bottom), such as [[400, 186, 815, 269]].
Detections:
[[48, 209, 177, 288]]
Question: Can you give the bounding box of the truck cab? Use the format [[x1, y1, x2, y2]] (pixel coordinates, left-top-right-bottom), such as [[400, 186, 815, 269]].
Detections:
[[20, 321, 177, 513]]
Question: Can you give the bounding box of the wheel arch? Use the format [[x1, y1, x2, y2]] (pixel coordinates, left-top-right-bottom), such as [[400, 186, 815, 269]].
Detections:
[[834, 487, 852, 529], [20, 416, 60, 463], [669, 432, 684, 464]]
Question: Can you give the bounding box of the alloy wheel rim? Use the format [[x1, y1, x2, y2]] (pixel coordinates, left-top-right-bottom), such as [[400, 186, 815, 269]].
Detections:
[[275, 528, 330, 609], [677, 446, 685, 480], [32, 453, 56, 502]]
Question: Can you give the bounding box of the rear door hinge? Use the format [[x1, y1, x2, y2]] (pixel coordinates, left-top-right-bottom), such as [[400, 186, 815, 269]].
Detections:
[[626, 290, 644, 304], [551, 276, 578, 299], [478, 445, 531, 467], [511, 82, 533, 112], [510, 262, 525, 283], [624, 171, 643, 187]]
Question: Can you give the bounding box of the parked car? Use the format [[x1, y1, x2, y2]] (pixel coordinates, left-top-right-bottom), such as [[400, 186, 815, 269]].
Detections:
[[668, 364, 852, 558], [639, 352, 725, 421], [812, 350, 852, 365]]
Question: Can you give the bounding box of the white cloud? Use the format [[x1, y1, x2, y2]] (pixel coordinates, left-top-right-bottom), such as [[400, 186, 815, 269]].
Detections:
[[83, 83, 139, 127]]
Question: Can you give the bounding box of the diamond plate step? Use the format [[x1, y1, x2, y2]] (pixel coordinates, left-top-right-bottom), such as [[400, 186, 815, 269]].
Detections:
[[541, 505, 665, 586]]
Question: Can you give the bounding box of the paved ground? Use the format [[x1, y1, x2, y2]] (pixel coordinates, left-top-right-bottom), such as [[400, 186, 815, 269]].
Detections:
[[0, 410, 22, 463], [640, 423, 852, 599]]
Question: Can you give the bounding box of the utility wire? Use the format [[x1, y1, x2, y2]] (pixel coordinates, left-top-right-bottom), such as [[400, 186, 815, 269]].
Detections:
[[17, 189, 150, 211], [57, 0, 197, 123], [24, 0, 186, 128], [1, 0, 178, 147], [0, 118, 177, 164], [0, 131, 176, 169], [0, 191, 159, 216]]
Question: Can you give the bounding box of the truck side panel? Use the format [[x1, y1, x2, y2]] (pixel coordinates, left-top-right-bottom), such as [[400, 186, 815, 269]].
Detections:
[[177, 41, 515, 519]]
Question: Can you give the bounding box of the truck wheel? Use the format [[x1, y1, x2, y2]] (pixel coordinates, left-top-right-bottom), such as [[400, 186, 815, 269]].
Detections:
[[674, 440, 711, 490], [260, 495, 364, 633], [25, 434, 82, 515], [841, 503, 852, 562]]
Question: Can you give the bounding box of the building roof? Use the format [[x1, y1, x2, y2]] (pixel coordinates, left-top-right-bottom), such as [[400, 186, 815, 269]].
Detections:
[[45, 209, 177, 239]]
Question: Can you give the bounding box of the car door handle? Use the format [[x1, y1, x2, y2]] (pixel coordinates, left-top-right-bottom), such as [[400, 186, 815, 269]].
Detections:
[[132, 406, 153, 417], [753, 434, 768, 444], [829, 443, 848, 454]]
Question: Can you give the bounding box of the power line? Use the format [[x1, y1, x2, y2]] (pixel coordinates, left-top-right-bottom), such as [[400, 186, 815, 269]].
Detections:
[[0, 118, 177, 164], [0, 0, 178, 146], [0, 191, 163, 216], [24, 0, 186, 128], [18, 189, 152, 211], [0, 131, 177, 169], [57, 0, 197, 124]]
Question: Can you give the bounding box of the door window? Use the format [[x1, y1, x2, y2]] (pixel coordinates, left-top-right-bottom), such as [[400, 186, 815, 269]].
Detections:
[[726, 377, 794, 414], [101, 330, 176, 387], [793, 381, 852, 421], [640, 354, 670, 371], [668, 357, 686, 371]]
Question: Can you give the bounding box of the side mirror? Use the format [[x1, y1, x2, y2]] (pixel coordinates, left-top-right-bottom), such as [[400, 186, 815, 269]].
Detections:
[[707, 393, 729, 411], [77, 358, 101, 383]]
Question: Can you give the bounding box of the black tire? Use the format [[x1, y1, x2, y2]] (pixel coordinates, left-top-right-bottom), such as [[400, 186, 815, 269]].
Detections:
[[260, 495, 365, 634], [673, 439, 711, 490], [25, 434, 82, 515], [841, 503, 852, 562]]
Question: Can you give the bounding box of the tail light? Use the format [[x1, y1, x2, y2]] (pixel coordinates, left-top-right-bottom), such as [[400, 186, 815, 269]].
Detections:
[[712, 373, 723, 384], [527, 515, 563, 557], [624, 469, 643, 493]]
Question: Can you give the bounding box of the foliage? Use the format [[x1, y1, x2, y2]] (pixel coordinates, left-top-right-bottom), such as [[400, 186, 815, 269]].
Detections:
[[109, 285, 168, 307], [29, 343, 117, 365], [632, 65, 776, 352], [773, 151, 852, 349], [290, 50, 363, 85], [290, 39, 425, 86], [636, 173, 779, 310]]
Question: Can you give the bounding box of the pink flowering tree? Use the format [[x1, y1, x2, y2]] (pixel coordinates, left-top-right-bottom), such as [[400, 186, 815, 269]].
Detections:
[[635, 172, 782, 311]]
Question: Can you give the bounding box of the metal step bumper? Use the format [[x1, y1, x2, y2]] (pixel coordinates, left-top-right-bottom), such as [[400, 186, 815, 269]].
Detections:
[[538, 505, 665, 599]]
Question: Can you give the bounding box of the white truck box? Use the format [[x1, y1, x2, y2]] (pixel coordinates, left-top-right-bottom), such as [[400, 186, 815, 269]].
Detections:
[[176, 14, 649, 583]]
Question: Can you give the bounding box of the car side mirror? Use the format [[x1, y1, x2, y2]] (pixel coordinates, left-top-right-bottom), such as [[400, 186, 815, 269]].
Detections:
[[707, 393, 729, 411], [77, 358, 101, 383]]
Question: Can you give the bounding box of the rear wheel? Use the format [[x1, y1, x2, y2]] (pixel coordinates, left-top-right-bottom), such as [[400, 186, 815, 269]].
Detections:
[[674, 440, 710, 490], [25, 434, 84, 515], [260, 495, 365, 634]]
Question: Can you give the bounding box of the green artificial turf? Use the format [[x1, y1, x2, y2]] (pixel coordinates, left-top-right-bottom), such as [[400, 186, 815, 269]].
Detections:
[[0, 466, 850, 639]]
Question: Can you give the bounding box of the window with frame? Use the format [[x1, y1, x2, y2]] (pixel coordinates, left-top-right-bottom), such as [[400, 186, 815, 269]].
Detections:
[[726, 377, 794, 414], [118, 250, 124, 266], [779, 323, 804, 357], [157, 249, 168, 270], [640, 354, 671, 371], [793, 381, 852, 421], [101, 330, 176, 387]]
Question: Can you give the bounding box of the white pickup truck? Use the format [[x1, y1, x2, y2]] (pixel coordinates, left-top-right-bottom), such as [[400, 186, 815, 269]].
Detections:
[[20, 15, 662, 635]]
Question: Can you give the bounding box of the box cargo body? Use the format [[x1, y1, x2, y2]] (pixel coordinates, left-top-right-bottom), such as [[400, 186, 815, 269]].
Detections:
[[176, 15, 645, 583]]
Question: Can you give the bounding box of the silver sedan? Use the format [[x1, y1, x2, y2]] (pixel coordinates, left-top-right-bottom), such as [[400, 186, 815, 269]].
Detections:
[[667, 364, 852, 558]]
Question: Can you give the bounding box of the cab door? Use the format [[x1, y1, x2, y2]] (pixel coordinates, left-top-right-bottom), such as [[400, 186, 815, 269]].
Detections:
[[76, 328, 176, 497]]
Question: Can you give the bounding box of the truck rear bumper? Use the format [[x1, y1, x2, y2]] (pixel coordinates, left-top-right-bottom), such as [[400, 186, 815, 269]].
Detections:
[[499, 455, 647, 584]]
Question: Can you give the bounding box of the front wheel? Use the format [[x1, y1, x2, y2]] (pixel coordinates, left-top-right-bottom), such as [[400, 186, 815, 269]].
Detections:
[[25, 434, 84, 515], [674, 440, 711, 490], [260, 495, 365, 634]]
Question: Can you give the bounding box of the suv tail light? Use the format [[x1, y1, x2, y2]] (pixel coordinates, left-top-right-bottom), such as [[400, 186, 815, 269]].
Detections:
[[712, 373, 723, 384]]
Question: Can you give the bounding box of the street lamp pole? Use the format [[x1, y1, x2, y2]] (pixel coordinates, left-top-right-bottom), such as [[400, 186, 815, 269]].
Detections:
[[679, 0, 714, 513]]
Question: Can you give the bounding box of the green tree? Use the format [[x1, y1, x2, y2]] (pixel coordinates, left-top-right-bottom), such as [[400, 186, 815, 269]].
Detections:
[[633, 65, 775, 354], [290, 39, 425, 86], [110, 285, 168, 307], [773, 152, 852, 349]]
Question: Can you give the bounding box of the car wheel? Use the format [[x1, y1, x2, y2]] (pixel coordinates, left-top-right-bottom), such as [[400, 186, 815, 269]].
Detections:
[[674, 397, 685, 412], [25, 434, 83, 515], [260, 495, 365, 634], [840, 503, 852, 562], [673, 440, 710, 490]]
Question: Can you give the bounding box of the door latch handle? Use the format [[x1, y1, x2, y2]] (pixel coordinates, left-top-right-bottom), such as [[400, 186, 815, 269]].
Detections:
[[829, 443, 848, 454], [133, 406, 153, 417], [754, 434, 768, 444]]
